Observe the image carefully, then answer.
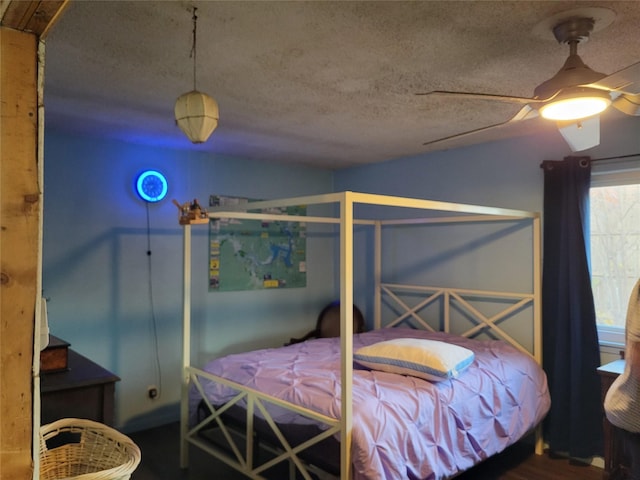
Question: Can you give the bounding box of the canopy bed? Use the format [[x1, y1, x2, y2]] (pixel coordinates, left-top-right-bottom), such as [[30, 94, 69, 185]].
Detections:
[[178, 191, 548, 479]]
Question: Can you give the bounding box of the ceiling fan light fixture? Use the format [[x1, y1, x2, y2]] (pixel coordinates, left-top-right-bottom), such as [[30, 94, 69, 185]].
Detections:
[[539, 90, 611, 121]]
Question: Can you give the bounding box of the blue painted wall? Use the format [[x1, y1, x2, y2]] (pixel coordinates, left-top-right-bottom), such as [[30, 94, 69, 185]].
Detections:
[[42, 131, 335, 431], [335, 114, 640, 208], [43, 114, 640, 431], [334, 116, 640, 352]]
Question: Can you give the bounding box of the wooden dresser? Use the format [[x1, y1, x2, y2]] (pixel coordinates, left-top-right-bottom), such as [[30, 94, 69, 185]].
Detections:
[[41, 347, 120, 426], [597, 359, 631, 480]]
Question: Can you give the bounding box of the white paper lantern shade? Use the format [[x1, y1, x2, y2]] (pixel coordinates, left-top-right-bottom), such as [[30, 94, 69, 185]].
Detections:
[[174, 90, 219, 144]]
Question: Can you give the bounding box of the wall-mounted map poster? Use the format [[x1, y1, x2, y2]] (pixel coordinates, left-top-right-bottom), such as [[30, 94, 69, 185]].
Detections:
[[208, 195, 307, 292]]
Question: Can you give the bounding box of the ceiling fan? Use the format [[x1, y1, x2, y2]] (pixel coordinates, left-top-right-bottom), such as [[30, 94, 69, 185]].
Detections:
[[418, 15, 640, 152]]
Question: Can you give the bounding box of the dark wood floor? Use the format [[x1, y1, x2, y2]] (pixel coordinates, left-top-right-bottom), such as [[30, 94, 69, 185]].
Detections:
[[128, 422, 604, 479]]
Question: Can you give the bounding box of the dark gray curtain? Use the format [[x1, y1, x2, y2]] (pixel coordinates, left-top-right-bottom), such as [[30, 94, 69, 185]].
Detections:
[[541, 156, 603, 458]]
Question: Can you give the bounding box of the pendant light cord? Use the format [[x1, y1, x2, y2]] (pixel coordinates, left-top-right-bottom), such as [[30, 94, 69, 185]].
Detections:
[[191, 7, 198, 91]]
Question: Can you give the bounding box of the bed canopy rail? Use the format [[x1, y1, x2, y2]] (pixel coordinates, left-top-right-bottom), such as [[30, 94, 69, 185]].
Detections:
[[179, 191, 542, 479], [202, 190, 538, 220]]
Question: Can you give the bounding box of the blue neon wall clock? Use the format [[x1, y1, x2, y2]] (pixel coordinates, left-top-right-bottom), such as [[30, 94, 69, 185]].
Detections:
[[136, 170, 168, 203]]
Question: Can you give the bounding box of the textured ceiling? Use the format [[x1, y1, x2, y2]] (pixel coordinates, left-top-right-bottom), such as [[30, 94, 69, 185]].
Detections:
[[42, 1, 640, 169]]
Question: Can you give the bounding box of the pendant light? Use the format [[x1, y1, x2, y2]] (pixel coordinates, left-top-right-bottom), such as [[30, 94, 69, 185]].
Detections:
[[174, 7, 219, 144]]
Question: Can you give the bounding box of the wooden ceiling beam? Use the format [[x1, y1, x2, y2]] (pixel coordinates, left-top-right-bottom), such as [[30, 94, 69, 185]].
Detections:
[[1, 0, 69, 38]]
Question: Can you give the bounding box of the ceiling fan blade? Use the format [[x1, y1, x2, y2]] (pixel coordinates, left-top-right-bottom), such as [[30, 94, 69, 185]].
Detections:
[[510, 104, 538, 121], [556, 116, 600, 152], [416, 90, 538, 105], [422, 105, 536, 147], [586, 60, 640, 95], [612, 93, 640, 116]]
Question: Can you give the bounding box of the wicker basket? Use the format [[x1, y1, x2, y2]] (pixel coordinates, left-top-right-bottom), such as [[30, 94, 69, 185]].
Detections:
[[40, 418, 141, 480]]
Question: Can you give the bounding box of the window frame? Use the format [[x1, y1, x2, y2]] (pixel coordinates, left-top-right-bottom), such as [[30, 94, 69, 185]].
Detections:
[[590, 157, 640, 347]]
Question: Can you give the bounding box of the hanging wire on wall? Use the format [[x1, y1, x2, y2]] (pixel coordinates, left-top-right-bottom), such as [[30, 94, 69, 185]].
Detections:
[[145, 203, 163, 396]]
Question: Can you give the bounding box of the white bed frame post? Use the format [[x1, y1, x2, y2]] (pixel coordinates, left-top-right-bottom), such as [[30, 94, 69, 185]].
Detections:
[[533, 214, 543, 455], [180, 224, 192, 469], [339, 192, 354, 480], [532, 215, 542, 366], [374, 220, 382, 330]]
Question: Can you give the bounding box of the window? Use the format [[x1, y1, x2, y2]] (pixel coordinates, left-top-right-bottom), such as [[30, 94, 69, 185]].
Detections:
[[590, 159, 640, 346]]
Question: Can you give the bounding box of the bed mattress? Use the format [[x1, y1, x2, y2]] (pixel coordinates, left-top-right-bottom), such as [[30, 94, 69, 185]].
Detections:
[[191, 328, 550, 479]]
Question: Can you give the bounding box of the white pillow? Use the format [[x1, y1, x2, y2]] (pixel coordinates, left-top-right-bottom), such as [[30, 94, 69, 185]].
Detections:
[[354, 338, 474, 382]]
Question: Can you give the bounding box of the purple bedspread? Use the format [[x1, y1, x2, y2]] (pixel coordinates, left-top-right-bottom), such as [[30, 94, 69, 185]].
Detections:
[[191, 328, 550, 479]]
